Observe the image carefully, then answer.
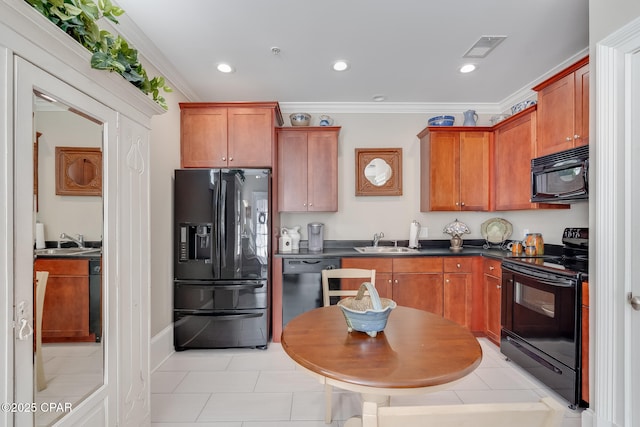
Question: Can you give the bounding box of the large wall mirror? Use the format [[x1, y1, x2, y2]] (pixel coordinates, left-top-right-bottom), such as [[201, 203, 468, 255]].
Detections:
[[33, 91, 104, 426], [355, 148, 403, 196]]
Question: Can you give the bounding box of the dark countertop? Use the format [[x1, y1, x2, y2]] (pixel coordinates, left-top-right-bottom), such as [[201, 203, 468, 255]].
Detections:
[[276, 239, 512, 260]]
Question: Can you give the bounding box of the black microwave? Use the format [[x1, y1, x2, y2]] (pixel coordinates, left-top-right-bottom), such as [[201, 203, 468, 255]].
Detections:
[[531, 145, 589, 203]]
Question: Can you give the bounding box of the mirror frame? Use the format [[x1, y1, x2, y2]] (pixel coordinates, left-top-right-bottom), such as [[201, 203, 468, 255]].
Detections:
[[55, 146, 103, 195], [355, 148, 403, 196]]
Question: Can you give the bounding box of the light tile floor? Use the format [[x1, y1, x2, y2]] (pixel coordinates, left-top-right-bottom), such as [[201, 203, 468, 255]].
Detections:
[[150, 338, 584, 427], [36, 342, 103, 426]]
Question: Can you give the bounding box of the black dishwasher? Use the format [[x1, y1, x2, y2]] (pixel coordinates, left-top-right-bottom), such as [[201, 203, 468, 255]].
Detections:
[[282, 258, 340, 327]]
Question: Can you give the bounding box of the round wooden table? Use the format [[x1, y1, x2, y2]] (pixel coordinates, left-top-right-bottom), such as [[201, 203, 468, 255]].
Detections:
[[281, 305, 483, 425]]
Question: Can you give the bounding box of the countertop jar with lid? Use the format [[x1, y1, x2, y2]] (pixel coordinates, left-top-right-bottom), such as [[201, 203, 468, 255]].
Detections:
[[524, 233, 544, 255]]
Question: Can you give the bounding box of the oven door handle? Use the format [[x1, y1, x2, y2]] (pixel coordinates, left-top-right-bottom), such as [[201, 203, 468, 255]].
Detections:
[[533, 277, 576, 288]]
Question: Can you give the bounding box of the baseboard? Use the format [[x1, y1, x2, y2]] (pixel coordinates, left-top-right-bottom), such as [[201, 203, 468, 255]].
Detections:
[[150, 324, 174, 373]]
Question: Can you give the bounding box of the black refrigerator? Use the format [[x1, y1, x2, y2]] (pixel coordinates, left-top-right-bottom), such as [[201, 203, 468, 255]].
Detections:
[[173, 168, 270, 350]]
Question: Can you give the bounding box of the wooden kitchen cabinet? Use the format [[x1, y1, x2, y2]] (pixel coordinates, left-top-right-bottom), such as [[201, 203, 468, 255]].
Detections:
[[418, 128, 492, 211], [483, 258, 502, 345], [493, 109, 569, 211], [443, 257, 474, 328], [34, 258, 94, 342], [533, 57, 589, 157], [342, 257, 445, 317], [180, 102, 283, 168], [277, 127, 340, 212]]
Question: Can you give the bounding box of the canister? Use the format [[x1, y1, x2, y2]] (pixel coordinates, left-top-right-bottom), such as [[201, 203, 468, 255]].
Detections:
[[524, 233, 544, 255]]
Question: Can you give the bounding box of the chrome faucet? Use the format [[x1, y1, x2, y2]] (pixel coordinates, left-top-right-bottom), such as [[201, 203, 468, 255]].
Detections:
[[372, 232, 385, 247], [59, 233, 85, 248]]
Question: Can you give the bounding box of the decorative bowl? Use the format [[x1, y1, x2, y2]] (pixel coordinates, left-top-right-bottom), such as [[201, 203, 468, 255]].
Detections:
[[337, 282, 396, 337], [428, 115, 455, 126], [511, 100, 536, 115], [290, 113, 311, 126]]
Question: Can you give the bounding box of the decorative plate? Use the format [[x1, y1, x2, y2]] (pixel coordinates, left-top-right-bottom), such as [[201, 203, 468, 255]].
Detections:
[[481, 218, 513, 244]]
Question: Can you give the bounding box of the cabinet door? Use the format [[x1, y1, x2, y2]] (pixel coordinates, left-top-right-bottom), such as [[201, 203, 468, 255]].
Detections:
[[393, 272, 443, 314], [278, 131, 308, 212], [459, 132, 491, 211], [494, 112, 537, 210], [341, 257, 393, 299], [574, 65, 589, 148], [536, 73, 576, 157], [444, 273, 472, 328], [484, 273, 502, 344], [228, 107, 273, 167], [36, 258, 91, 340], [307, 130, 338, 211], [428, 132, 460, 210], [180, 107, 228, 167]]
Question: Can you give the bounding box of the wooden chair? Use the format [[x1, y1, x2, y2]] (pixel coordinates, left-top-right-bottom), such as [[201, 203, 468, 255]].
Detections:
[[35, 271, 49, 392], [361, 397, 565, 427], [320, 268, 376, 423]]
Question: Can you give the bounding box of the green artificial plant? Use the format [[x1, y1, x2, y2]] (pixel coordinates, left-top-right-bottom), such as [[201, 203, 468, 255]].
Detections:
[[24, 0, 172, 110]]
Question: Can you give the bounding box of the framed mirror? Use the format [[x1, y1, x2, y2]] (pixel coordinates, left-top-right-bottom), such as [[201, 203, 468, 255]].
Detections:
[[55, 146, 102, 195], [355, 148, 403, 196]]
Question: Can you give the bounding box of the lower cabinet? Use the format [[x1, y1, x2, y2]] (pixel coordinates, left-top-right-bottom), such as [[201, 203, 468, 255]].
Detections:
[[34, 257, 100, 342], [443, 257, 474, 329], [342, 256, 476, 329], [483, 258, 502, 345]]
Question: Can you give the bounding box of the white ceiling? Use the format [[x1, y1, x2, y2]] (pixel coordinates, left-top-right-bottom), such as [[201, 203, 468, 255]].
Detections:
[[113, 0, 589, 112]]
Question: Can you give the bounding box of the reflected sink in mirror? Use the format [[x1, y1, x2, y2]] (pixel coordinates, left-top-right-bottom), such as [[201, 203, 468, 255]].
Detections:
[[34, 247, 102, 257], [354, 246, 419, 254]]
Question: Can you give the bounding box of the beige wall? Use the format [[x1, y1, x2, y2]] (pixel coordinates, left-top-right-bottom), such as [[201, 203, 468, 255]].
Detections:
[[280, 111, 588, 245], [590, 0, 640, 43], [147, 69, 186, 336], [35, 110, 103, 242]]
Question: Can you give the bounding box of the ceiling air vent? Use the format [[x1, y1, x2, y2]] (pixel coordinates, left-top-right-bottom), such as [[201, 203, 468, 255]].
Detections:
[[463, 36, 507, 58]]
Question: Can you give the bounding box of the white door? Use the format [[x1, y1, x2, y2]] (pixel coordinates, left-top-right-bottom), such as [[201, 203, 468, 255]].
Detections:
[[594, 16, 640, 427], [13, 58, 117, 426], [627, 46, 640, 427]]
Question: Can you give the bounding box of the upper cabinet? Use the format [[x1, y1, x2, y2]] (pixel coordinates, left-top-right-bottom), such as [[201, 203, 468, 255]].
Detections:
[[277, 127, 340, 212], [419, 128, 492, 211], [180, 102, 283, 168], [533, 57, 589, 157]]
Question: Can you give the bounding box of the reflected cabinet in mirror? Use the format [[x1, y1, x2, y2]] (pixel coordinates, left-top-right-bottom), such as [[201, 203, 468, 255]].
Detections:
[[355, 148, 403, 196], [55, 146, 102, 195]]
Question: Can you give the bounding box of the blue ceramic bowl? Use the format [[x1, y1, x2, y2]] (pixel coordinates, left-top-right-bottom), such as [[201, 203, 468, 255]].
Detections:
[[511, 100, 536, 115], [428, 115, 455, 126]]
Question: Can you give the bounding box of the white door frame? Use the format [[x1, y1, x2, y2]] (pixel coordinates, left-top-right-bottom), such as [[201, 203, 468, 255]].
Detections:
[[592, 15, 640, 427]]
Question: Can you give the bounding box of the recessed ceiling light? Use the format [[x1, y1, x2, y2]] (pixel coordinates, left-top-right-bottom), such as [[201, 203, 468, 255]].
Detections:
[[217, 63, 235, 73], [333, 60, 350, 71], [460, 64, 477, 73], [372, 95, 386, 102]]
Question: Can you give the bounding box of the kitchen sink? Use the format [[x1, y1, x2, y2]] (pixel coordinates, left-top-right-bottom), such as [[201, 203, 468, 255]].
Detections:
[[34, 247, 102, 257], [354, 246, 419, 254]]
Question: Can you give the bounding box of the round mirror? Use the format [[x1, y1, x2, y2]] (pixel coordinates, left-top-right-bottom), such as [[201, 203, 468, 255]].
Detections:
[[67, 157, 97, 186], [364, 157, 392, 186]]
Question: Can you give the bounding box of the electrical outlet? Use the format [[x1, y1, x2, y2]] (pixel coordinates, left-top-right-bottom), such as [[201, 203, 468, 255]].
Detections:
[[419, 227, 429, 238], [523, 228, 530, 238]]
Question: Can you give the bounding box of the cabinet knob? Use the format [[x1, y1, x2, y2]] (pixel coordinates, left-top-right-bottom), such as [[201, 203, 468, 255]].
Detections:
[[222, 156, 227, 161], [574, 135, 581, 140], [489, 266, 495, 271], [229, 156, 233, 161], [456, 263, 461, 268], [303, 203, 307, 207], [497, 285, 502, 289], [455, 202, 459, 206], [388, 279, 392, 284], [394, 279, 399, 284], [445, 279, 450, 283], [566, 136, 572, 141], [461, 202, 465, 206]]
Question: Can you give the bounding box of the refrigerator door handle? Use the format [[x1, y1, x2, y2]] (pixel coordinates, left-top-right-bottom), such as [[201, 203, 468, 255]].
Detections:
[[220, 178, 227, 268], [210, 170, 221, 279]]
